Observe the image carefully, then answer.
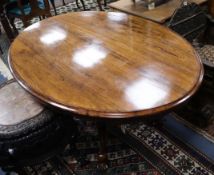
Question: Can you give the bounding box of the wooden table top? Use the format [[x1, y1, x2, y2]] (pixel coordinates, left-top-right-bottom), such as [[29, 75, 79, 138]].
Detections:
[[9, 12, 203, 119], [109, 0, 207, 23]]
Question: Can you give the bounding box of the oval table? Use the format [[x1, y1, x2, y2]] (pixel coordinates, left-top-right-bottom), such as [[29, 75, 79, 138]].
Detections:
[[8, 11, 203, 168]]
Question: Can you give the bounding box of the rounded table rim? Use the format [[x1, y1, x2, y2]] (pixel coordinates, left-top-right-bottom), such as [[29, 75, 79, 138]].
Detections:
[[8, 11, 204, 119]]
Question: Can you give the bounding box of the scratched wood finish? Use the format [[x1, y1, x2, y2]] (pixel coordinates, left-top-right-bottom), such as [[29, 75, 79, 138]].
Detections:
[[9, 12, 203, 118], [109, 0, 207, 23]]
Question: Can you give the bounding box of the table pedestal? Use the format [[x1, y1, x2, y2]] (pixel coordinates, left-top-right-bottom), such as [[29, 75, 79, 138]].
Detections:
[[97, 121, 108, 170]]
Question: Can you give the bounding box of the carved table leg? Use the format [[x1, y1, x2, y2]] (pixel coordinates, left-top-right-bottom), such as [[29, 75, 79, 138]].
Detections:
[[97, 121, 108, 170]]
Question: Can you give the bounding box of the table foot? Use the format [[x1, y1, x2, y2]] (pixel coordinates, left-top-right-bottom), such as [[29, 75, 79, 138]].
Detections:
[[97, 162, 109, 170], [97, 154, 108, 169]]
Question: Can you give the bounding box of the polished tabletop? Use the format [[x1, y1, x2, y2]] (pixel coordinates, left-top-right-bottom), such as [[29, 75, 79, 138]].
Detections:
[[9, 12, 203, 118]]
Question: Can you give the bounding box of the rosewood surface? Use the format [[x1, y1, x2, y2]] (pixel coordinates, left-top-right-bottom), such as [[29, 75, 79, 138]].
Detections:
[[9, 12, 203, 118], [109, 0, 207, 23]]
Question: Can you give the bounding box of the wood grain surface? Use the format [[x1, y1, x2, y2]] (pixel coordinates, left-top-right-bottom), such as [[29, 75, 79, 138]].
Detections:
[[109, 0, 207, 23], [9, 12, 203, 118]]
